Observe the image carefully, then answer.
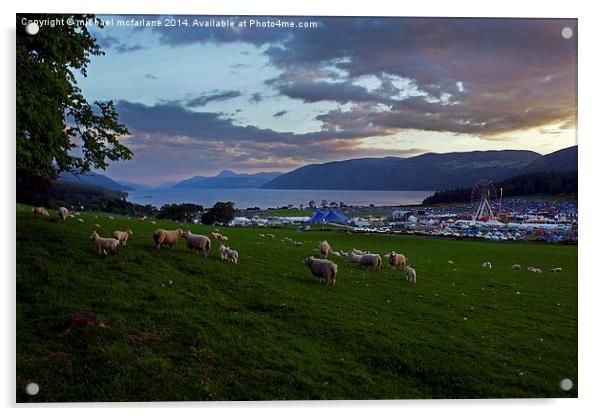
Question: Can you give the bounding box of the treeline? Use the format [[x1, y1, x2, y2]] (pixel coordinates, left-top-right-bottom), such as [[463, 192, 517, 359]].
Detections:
[[423, 170, 577, 205]]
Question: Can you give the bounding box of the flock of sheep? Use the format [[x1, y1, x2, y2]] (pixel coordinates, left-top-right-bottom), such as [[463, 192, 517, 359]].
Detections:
[[32, 205, 562, 287], [302, 240, 417, 286]]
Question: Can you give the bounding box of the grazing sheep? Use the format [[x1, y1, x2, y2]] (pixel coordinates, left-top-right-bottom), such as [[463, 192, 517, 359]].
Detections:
[[527, 266, 543, 273], [258, 233, 265, 238], [57, 207, 69, 221], [303, 256, 337, 286], [266, 233, 275, 238], [319, 240, 332, 257], [550, 267, 563, 273], [347, 252, 362, 264], [154, 228, 184, 250], [108, 216, 114, 220], [388, 251, 407, 270], [331, 251, 341, 257], [32, 207, 49, 217], [219, 244, 228, 260], [90, 230, 119, 256], [358, 253, 382, 271], [95, 224, 101, 228], [182, 231, 211, 257], [404, 265, 417, 283], [283, 237, 292, 242], [113, 228, 133, 246], [482, 261, 492, 269], [219, 235, 229, 241], [225, 247, 239, 264], [211, 232, 222, 239], [340, 250, 349, 257], [512, 264, 522, 270], [69, 214, 75, 218], [352, 248, 371, 255], [77, 218, 84, 223], [150, 220, 156, 225], [293, 241, 302, 246]]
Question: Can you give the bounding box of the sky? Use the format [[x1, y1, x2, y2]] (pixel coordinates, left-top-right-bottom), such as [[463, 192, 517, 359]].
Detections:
[[76, 15, 577, 186]]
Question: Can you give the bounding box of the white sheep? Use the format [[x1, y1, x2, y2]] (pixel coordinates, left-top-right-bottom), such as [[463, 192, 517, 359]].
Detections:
[[319, 240, 332, 257], [512, 264, 521, 270], [482, 261, 492, 269], [347, 252, 362, 264], [225, 247, 239, 264], [182, 231, 211, 257], [32, 207, 49, 217], [154, 228, 184, 250], [293, 241, 302, 246], [258, 233, 265, 238], [550, 267, 563, 273], [211, 232, 222, 240], [404, 265, 417, 283], [77, 218, 84, 223], [352, 248, 368, 255], [358, 253, 382, 271], [219, 244, 228, 260], [388, 251, 407, 270], [90, 230, 119, 256], [266, 233, 275, 238], [331, 251, 341, 257], [303, 256, 337, 286], [108, 215, 114, 220], [113, 228, 133, 246], [527, 266, 542, 273], [57, 207, 69, 221]]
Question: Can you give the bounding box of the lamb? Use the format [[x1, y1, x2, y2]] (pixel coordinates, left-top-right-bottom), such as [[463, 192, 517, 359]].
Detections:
[[352, 248, 370, 255], [182, 231, 211, 257], [550, 267, 563, 273], [225, 247, 239, 264], [404, 265, 417, 283], [512, 264, 522, 270], [319, 240, 332, 258], [331, 251, 341, 257], [219, 235, 229, 241], [90, 230, 119, 256], [482, 261, 492, 269], [219, 244, 228, 260], [113, 228, 133, 246], [388, 251, 407, 270], [153, 228, 184, 250], [32, 207, 49, 217], [527, 266, 543, 273], [57, 207, 69, 221], [358, 253, 382, 271], [303, 256, 337, 286]]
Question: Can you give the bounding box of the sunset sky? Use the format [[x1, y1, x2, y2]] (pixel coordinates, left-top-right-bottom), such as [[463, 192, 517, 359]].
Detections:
[[78, 16, 577, 186]]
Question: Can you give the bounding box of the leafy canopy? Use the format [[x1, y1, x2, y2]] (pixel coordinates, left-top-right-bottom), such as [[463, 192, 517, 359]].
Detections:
[[16, 14, 132, 184]]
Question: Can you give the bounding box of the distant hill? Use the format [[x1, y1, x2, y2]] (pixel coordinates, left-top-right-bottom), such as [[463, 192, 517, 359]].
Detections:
[[261, 150, 541, 190], [58, 172, 133, 192], [521, 145, 577, 173], [422, 170, 577, 205], [173, 170, 283, 189]]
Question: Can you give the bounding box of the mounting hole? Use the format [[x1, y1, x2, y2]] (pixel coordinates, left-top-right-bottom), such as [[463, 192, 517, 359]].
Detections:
[[561, 27, 573, 40], [25, 382, 39, 395], [559, 378, 573, 391], [25, 22, 40, 36]]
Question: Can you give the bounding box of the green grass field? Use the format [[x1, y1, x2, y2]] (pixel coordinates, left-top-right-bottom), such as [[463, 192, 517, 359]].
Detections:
[[16, 203, 577, 401]]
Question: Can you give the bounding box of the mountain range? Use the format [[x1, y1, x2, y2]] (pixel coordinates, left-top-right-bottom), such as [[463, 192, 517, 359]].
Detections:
[[57, 146, 577, 193]]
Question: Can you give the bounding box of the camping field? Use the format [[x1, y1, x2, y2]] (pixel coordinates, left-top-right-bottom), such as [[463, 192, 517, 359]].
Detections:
[[16, 203, 578, 401]]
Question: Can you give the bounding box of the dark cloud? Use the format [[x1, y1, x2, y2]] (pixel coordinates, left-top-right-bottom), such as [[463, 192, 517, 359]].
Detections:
[[249, 92, 264, 104], [273, 110, 288, 117], [186, 90, 242, 107], [151, 16, 576, 137], [144, 73, 158, 80], [96, 33, 145, 54]]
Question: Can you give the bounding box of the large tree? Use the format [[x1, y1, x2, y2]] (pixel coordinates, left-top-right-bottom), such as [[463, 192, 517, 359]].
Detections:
[[16, 14, 132, 189]]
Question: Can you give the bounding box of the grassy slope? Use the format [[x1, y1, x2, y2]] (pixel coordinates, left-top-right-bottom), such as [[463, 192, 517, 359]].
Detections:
[[16, 204, 577, 401]]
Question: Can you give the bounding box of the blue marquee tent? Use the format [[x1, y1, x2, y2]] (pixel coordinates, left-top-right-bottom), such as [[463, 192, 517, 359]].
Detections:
[[308, 209, 349, 224]]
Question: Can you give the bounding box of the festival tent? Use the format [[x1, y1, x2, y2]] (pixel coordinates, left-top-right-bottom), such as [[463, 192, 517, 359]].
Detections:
[[307, 209, 326, 224], [323, 209, 349, 223]]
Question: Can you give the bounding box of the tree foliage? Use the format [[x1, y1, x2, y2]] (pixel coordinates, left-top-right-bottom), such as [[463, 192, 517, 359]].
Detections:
[[16, 14, 132, 188], [201, 202, 236, 225], [157, 203, 204, 222]]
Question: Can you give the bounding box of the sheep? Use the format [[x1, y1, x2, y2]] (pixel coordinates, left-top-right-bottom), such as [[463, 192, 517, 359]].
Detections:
[[347, 252, 362, 264], [153, 228, 184, 250], [340, 250, 349, 257], [219, 244, 228, 260], [107, 215, 114, 220], [550, 267, 563, 273], [388, 251, 407, 270], [303, 256, 337, 286], [319, 240, 332, 258], [482, 261, 492, 269], [293, 241, 302, 246], [32, 207, 49, 217], [219, 235, 229, 241], [331, 251, 341, 257], [266, 233, 275, 238], [512, 264, 522, 270], [527, 266, 542, 273], [258, 233, 266, 238], [404, 265, 417, 283], [225, 247, 239, 264], [150, 220, 156, 225], [95, 224, 101, 228], [77, 218, 84, 223], [113, 228, 133, 246], [90, 230, 119, 256], [358, 253, 382, 271], [69, 214, 75, 218], [352, 248, 371, 255], [57, 207, 69, 221], [182, 231, 211, 257]]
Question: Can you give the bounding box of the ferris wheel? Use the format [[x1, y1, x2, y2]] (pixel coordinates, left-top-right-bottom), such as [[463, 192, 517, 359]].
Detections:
[[470, 179, 500, 221]]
